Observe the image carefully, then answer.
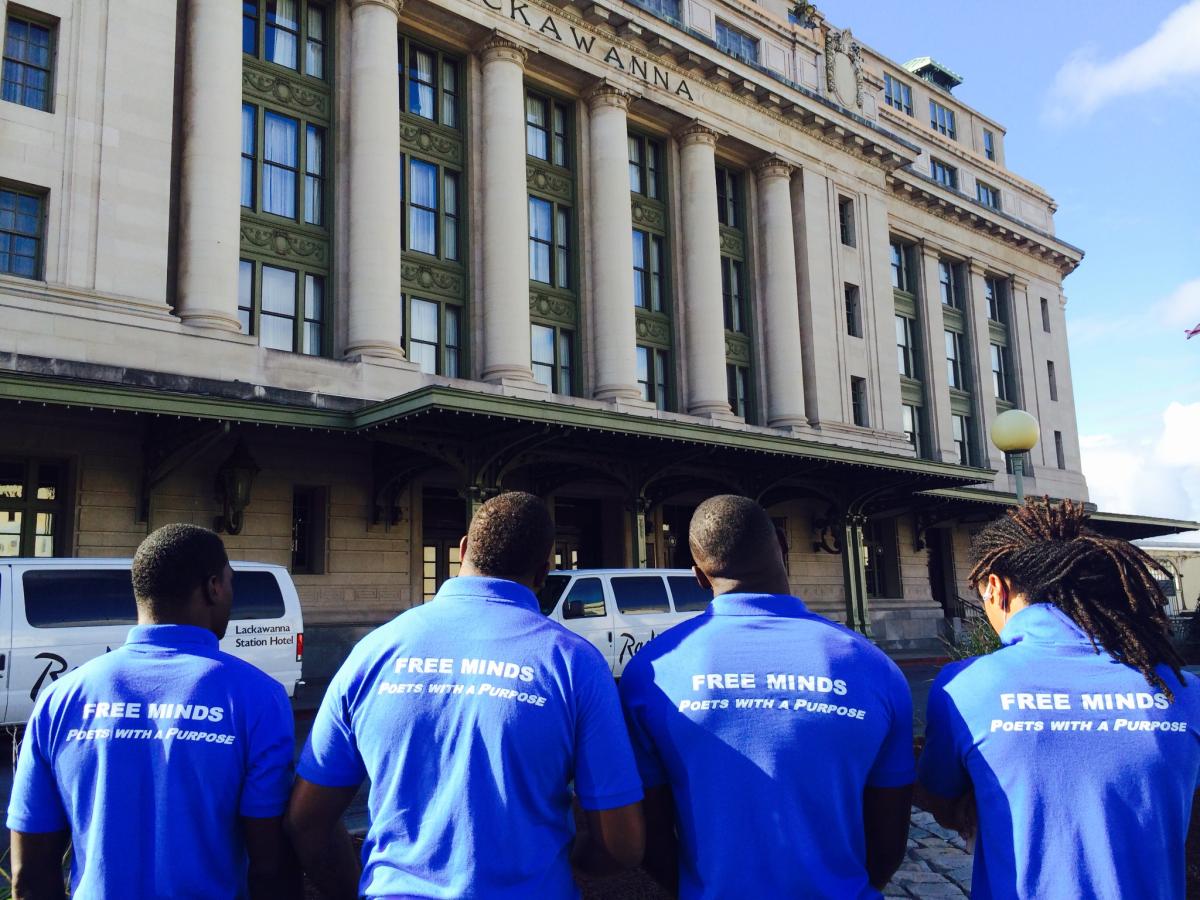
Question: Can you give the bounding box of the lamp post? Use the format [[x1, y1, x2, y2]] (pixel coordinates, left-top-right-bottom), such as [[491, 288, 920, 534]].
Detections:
[[214, 438, 260, 535], [990, 409, 1039, 504]]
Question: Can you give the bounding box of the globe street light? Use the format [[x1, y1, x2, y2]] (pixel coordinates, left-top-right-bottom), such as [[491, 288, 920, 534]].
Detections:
[[990, 409, 1039, 504]]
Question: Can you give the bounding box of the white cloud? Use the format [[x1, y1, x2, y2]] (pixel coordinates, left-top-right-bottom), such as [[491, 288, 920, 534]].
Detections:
[[1081, 402, 1200, 539], [1045, 0, 1200, 123], [1069, 276, 1200, 345]]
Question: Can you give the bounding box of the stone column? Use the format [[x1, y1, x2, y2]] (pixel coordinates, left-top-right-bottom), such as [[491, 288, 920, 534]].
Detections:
[[676, 122, 729, 416], [587, 82, 640, 401], [792, 167, 839, 424], [177, 0, 242, 332], [916, 242, 956, 462], [752, 157, 806, 427], [479, 33, 534, 383], [344, 0, 405, 361], [966, 259, 1004, 471]]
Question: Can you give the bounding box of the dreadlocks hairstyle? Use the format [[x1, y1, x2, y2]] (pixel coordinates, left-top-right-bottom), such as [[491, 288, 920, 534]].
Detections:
[[969, 497, 1185, 699]]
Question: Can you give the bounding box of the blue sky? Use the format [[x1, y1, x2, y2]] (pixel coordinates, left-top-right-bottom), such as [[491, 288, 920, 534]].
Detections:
[[817, 0, 1200, 527]]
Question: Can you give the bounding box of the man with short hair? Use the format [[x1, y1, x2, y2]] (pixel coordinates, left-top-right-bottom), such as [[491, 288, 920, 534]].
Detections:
[[620, 495, 914, 898], [8, 523, 296, 899], [288, 491, 644, 899]]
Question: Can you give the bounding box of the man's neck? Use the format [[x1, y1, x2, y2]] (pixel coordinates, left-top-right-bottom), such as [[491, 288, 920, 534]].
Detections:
[[457, 563, 535, 592], [710, 576, 792, 597]]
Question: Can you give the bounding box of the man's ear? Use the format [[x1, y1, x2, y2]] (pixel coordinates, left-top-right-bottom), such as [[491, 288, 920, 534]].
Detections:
[[693, 565, 713, 592], [531, 558, 552, 591], [458, 534, 469, 562], [202, 573, 221, 607], [986, 573, 1010, 610]]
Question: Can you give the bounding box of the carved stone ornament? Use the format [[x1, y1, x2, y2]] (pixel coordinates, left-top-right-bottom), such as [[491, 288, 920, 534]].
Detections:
[[719, 227, 744, 257], [479, 32, 528, 67], [530, 292, 577, 325], [823, 28, 864, 111], [399, 122, 462, 164], [754, 155, 794, 180], [243, 66, 329, 120], [526, 164, 573, 201], [630, 200, 666, 230], [635, 316, 670, 342], [585, 80, 632, 110], [724, 336, 750, 364], [401, 261, 463, 296], [674, 120, 719, 147], [240, 222, 327, 266]]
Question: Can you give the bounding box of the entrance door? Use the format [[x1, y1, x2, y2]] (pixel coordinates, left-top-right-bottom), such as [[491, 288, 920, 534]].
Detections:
[[422, 488, 465, 602], [927, 527, 958, 618]]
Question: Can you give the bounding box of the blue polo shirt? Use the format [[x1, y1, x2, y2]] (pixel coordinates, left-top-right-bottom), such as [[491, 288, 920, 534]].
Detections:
[[619, 593, 915, 899], [919, 603, 1200, 899], [298, 575, 643, 899], [6, 624, 295, 898]]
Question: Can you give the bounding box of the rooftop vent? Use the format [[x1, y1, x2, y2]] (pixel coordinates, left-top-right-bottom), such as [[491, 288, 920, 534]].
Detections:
[[903, 57, 963, 92]]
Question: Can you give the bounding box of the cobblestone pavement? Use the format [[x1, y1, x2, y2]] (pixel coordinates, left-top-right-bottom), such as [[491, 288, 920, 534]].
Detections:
[[886, 810, 974, 898]]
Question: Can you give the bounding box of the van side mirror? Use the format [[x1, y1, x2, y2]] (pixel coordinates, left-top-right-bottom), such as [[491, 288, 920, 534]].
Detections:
[[563, 599, 584, 620]]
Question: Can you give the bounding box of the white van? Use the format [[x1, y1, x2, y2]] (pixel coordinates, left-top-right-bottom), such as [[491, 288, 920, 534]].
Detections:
[[0, 558, 304, 727], [538, 569, 712, 676]]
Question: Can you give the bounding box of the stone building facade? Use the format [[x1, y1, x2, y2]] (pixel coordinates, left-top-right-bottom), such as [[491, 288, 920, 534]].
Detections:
[[1, 0, 1188, 670]]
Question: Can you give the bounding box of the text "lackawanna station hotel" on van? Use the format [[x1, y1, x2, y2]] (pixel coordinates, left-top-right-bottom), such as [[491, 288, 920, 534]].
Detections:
[[0, 0, 1193, 672]]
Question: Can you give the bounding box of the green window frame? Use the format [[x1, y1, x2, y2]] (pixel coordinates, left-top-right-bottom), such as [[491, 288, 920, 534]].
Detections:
[[945, 330, 964, 390], [531, 323, 574, 395], [896, 315, 915, 378], [721, 257, 747, 334], [991, 343, 1012, 401], [241, 103, 326, 226], [901, 404, 923, 453], [399, 37, 459, 128], [985, 276, 1005, 322], [239, 259, 325, 355], [636, 345, 670, 410], [526, 90, 570, 168], [400, 154, 461, 261], [716, 166, 741, 228], [850, 376, 868, 427], [939, 259, 960, 308], [243, 0, 327, 80], [632, 229, 665, 312], [401, 295, 463, 377], [628, 134, 663, 199], [0, 457, 67, 557], [890, 240, 914, 293], [727, 364, 753, 420], [952, 414, 972, 466], [0, 184, 44, 279], [3, 13, 54, 112], [529, 195, 571, 290]]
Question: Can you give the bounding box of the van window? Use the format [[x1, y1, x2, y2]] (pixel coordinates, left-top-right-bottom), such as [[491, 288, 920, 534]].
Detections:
[[231, 571, 286, 619], [538, 575, 571, 616], [612, 576, 670, 614], [564, 577, 606, 619], [23, 570, 137, 628], [668, 576, 713, 612]]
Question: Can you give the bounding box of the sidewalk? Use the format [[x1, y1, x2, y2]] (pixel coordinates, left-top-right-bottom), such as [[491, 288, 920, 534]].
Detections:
[[887, 810, 974, 898]]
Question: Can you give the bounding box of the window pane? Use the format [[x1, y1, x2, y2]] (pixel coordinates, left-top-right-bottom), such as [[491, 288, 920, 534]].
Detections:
[[528, 197, 551, 283], [241, 104, 256, 208], [230, 570, 287, 619], [668, 576, 712, 612], [612, 576, 670, 614], [262, 266, 297, 315], [442, 60, 458, 126], [266, 0, 298, 68], [0, 511, 21, 557], [636, 346, 651, 401], [443, 171, 459, 260], [243, 1, 258, 55], [557, 331, 573, 395], [409, 159, 438, 254], [263, 112, 298, 217], [411, 297, 438, 342], [304, 125, 324, 225], [409, 48, 436, 119], [23, 570, 138, 628], [628, 136, 643, 193], [305, 5, 325, 78], [531, 324, 555, 365], [555, 208, 570, 289], [525, 96, 548, 159], [238, 259, 253, 333], [0, 461, 24, 499], [260, 315, 294, 351], [564, 577, 607, 618]]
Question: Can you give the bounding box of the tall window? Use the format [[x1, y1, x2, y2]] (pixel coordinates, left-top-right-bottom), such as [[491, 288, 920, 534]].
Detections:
[[883, 74, 912, 116], [902, 405, 922, 452], [529, 197, 571, 289], [2, 14, 53, 111], [939, 259, 959, 308], [628, 135, 663, 199], [401, 156, 460, 259], [402, 296, 461, 376], [715, 20, 758, 62], [983, 129, 996, 161], [838, 196, 856, 247], [532, 324, 573, 395], [0, 458, 65, 557], [863, 520, 901, 599], [1054, 431, 1066, 470], [727, 365, 752, 419], [850, 377, 868, 427], [890, 240, 914, 293], [896, 315, 916, 378], [716, 167, 741, 228], [721, 258, 747, 333], [239, 260, 324, 354], [976, 181, 1001, 210], [991, 343, 1011, 401], [930, 99, 957, 139], [241, 107, 325, 225], [526, 91, 570, 168], [291, 486, 327, 574], [945, 330, 963, 389], [952, 415, 970, 465], [0, 186, 44, 279], [985, 276, 1005, 322], [930, 158, 958, 190], [243, 1, 326, 78], [1047, 361, 1058, 401], [636, 346, 670, 410], [1041, 297, 1051, 333], [401, 42, 458, 127], [632, 230, 665, 312], [845, 284, 862, 338]]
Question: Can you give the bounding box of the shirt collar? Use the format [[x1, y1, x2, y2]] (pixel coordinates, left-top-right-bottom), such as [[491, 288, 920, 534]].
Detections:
[[434, 575, 540, 613], [999, 603, 1093, 647], [125, 624, 220, 651], [709, 593, 811, 618]]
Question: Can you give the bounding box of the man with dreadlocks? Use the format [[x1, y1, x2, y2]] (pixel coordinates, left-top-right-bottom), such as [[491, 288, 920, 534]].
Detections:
[[917, 497, 1200, 899]]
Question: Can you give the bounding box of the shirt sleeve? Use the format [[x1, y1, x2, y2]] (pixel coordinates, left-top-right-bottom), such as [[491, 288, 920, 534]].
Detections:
[[866, 660, 917, 788], [240, 680, 296, 819], [7, 695, 69, 833], [572, 649, 645, 811], [917, 666, 971, 799], [297, 657, 368, 789], [618, 661, 668, 789]]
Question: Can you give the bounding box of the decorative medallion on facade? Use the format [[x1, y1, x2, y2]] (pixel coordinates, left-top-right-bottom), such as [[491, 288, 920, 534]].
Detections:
[[719, 226, 745, 258], [240, 224, 328, 266], [399, 123, 462, 165], [242, 65, 329, 120], [530, 292, 577, 326], [631, 199, 666, 230], [724, 336, 751, 364], [635, 314, 670, 343], [823, 28, 864, 111], [526, 164, 573, 202], [401, 261, 463, 298]]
